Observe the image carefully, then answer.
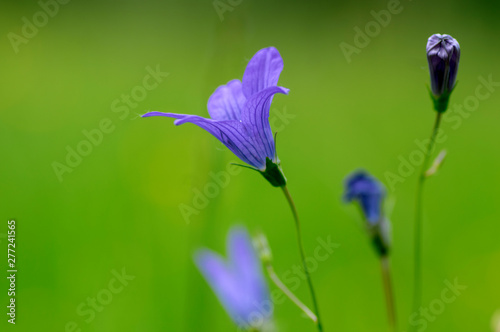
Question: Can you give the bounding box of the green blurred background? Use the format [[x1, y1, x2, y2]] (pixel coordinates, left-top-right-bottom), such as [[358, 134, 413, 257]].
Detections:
[[1, 0, 499, 331]]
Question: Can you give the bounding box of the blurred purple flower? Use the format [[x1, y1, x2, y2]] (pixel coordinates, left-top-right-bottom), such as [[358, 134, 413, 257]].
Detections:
[[344, 170, 385, 225], [194, 226, 272, 329], [426, 34, 460, 98], [143, 47, 289, 172], [344, 170, 391, 255]]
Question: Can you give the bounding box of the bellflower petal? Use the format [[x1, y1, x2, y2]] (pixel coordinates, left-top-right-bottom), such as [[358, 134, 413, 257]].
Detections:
[[344, 170, 385, 225], [207, 79, 246, 121], [242, 47, 284, 99], [240, 86, 290, 161], [194, 226, 272, 329], [195, 250, 245, 325], [228, 228, 270, 307], [142, 112, 267, 169]]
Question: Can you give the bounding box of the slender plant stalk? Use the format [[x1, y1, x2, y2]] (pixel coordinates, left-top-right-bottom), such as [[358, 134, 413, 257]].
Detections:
[[265, 263, 318, 323], [281, 186, 324, 332], [380, 255, 396, 332], [412, 112, 442, 330]]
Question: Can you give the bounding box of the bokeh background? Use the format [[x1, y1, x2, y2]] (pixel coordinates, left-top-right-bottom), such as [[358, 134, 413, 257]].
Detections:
[[1, 0, 500, 331]]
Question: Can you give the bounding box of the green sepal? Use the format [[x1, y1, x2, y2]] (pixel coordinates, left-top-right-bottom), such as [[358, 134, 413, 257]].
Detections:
[[260, 158, 287, 187], [431, 93, 450, 113], [371, 233, 389, 257], [428, 83, 457, 113], [368, 218, 391, 257]]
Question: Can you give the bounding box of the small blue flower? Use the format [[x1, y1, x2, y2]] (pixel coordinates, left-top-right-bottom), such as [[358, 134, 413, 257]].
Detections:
[[344, 170, 385, 225], [344, 171, 391, 256], [194, 226, 272, 329], [143, 47, 289, 173]]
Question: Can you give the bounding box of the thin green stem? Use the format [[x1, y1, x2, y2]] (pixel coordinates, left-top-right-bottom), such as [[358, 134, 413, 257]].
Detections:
[[265, 263, 318, 323], [281, 186, 324, 332], [412, 112, 442, 331], [381, 255, 396, 332]]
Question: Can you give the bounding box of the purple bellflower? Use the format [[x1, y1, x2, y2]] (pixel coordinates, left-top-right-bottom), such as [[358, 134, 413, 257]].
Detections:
[[194, 226, 272, 330], [344, 170, 391, 256], [143, 47, 289, 187], [426, 34, 460, 112], [344, 171, 385, 225]]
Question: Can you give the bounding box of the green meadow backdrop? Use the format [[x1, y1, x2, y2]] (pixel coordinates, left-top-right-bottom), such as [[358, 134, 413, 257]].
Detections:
[[1, 0, 500, 331]]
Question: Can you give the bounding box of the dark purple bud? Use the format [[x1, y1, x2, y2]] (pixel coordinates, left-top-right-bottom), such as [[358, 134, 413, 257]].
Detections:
[[426, 34, 460, 110]]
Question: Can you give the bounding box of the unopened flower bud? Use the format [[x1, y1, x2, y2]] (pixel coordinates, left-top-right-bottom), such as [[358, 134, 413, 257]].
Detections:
[[254, 232, 273, 265], [426, 34, 460, 112]]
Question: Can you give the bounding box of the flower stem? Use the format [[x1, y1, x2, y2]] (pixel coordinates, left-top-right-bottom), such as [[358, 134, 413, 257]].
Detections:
[[281, 186, 324, 332], [380, 255, 396, 332], [412, 112, 442, 331], [265, 262, 318, 323]]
